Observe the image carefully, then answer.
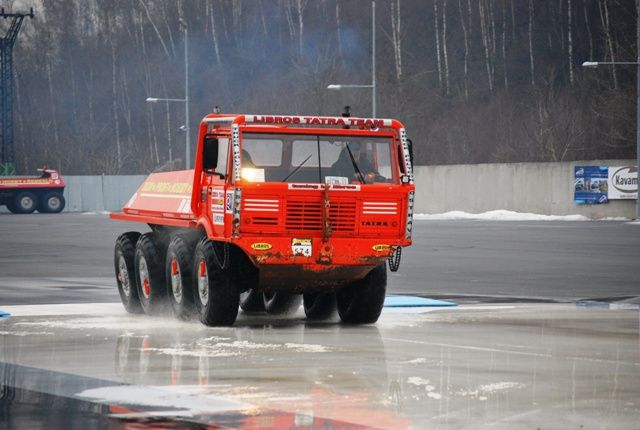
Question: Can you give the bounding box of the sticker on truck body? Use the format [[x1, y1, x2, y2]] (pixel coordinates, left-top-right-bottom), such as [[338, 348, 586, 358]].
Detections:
[[291, 238, 312, 257]]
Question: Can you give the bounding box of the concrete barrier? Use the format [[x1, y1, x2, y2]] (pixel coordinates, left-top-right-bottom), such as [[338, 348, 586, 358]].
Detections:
[[47, 160, 637, 218], [62, 175, 146, 213], [413, 159, 636, 219]]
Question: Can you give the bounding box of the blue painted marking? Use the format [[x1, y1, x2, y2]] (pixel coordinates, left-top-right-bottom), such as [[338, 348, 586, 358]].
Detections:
[[384, 295, 457, 307], [0, 310, 10, 318]]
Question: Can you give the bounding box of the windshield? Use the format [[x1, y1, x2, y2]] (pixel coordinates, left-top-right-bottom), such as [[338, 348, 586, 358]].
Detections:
[[240, 133, 397, 184]]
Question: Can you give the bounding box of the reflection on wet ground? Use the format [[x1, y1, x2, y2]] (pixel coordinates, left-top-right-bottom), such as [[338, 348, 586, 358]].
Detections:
[[1, 303, 639, 429]]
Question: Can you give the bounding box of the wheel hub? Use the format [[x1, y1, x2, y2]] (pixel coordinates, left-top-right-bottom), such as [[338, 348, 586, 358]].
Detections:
[[20, 196, 33, 210], [197, 260, 208, 306], [118, 256, 130, 296], [138, 257, 151, 298], [170, 258, 183, 304], [48, 196, 61, 210]]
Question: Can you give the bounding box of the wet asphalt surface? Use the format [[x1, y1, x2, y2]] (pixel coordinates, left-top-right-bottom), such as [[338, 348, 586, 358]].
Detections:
[[0, 212, 638, 305], [0, 212, 639, 429]]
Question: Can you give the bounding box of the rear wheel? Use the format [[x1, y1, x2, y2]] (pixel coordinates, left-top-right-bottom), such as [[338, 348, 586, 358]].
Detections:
[[263, 292, 302, 316], [38, 192, 65, 213], [336, 264, 387, 324], [14, 191, 37, 214], [114, 232, 143, 314], [240, 290, 266, 313], [6, 201, 17, 213], [165, 236, 196, 320], [134, 233, 168, 315], [303, 292, 337, 320], [193, 239, 239, 326]]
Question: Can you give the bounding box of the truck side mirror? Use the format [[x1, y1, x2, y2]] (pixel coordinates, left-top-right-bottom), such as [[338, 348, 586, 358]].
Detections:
[[407, 138, 414, 169], [202, 135, 218, 171]]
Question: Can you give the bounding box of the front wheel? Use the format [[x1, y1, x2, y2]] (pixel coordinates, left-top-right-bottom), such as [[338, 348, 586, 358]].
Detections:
[[336, 264, 387, 324], [14, 191, 37, 214], [193, 239, 239, 326]]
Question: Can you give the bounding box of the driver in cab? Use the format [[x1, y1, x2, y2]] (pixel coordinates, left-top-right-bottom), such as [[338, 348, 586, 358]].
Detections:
[[330, 141, 381, 183]]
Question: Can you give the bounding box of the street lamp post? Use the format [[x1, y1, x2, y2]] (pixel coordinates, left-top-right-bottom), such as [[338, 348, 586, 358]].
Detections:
[[327, 0, 376, 118], [145, 20, 191, 170], [146, 97, 188, 167], [179, 19, 190, 170], [582, 58, 640, 219], [581, 1, 639, 220]]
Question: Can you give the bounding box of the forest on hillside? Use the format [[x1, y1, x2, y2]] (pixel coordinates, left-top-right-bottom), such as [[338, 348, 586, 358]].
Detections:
[[3, 0, 638, 174]]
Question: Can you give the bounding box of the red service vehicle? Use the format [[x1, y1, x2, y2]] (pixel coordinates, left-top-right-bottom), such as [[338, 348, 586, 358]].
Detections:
[[111, 112, 415, 326], [0, 168, 66, 214]]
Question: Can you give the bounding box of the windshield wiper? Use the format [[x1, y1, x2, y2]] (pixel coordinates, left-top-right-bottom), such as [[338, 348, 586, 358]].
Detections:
[[346, 145, 366, 183], [281, 154, 313, 182]]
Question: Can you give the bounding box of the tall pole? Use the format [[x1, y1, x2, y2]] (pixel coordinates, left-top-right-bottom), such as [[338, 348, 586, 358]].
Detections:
[[184, 23, 190, 170], [636, 0, 639, 219], [371, 0, 376, 118]]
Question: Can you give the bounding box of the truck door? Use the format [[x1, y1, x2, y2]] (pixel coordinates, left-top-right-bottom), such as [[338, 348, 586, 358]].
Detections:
[[202, 134, 230, 238]]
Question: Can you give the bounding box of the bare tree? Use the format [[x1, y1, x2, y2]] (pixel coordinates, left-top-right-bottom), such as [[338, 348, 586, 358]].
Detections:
[[433, 0, 443, 89], [528, 0, 535, 87], [458, 0, 470, 99], [390, 0, 403, 81]]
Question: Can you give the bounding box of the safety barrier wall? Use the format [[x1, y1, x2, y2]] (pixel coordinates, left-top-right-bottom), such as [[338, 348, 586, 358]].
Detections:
[[35, 159, 636, 218], [62, 175, 147, 213], [413, 159, 636, 219]]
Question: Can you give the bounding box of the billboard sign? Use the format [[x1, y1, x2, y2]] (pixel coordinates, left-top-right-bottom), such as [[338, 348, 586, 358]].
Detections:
[[607, 166, 638, 199], [574, 166, 608, 204]]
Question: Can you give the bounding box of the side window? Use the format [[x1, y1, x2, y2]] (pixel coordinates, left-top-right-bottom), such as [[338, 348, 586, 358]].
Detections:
[[375, 142, 392, 179], [216, 137, 229, 176]]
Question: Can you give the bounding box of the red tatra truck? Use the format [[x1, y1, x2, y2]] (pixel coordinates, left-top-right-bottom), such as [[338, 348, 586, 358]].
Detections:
[[0, 168, 66, 213], [110, 112, 415, 326]]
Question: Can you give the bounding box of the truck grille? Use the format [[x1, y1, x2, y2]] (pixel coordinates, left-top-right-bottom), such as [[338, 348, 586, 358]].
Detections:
[[285, 199, 356, 233]]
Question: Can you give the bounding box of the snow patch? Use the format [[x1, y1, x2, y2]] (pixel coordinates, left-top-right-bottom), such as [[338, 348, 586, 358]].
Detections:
[[407, 377, 430, 387], [284, 343, 330, 353], [415, 210, 590, 222], [404, 358, 428, 364], [148, 340, 330, 359], [457, 381, 525, 398], [1, 303, 123, 317], [0, 330, 54, 337], [146, 347, 241, 358], [14, 315, 186, 331], [76, 385, 248, 415]]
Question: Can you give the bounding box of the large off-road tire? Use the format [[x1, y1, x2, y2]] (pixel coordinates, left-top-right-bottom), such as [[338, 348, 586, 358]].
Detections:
[[134, 233, 168, 315], [38, 192, 65, 213], [336, 264, 387, 324], [6, 201, 18, 213], [240, 290, 266, 313], [263, 292, 302, 316], [13, 191, 37, 214], [165, 235, 196, 320], [193, 239, 239, 326], [114, 232, 143, 314], [303, 292, 337, 320]]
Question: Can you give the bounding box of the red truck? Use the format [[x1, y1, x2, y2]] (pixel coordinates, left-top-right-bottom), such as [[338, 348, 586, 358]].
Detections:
[[0, 168, 66, 213], [111, 112, 415, 326]]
